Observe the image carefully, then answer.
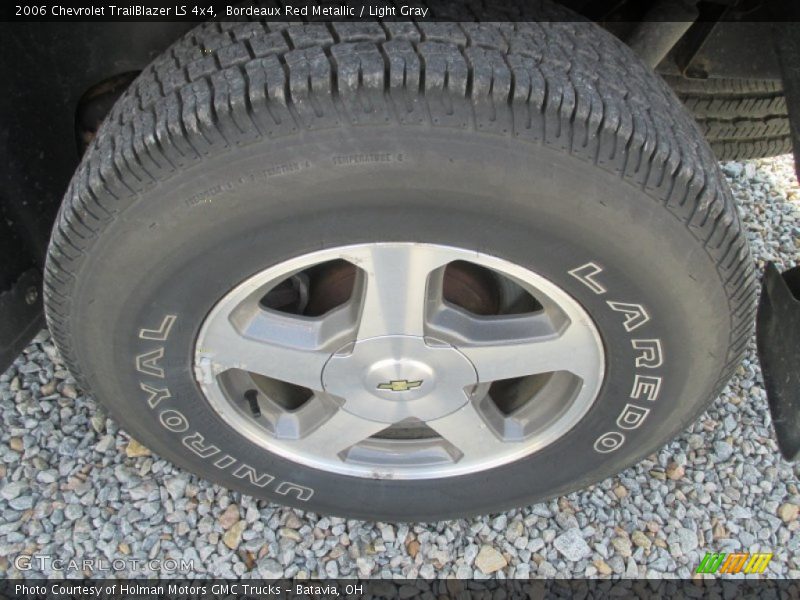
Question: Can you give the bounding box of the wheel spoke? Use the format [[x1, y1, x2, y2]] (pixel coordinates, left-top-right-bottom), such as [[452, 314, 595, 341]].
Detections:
[[196, 308, 339, 391], [456, 317, 602, 383], [289, 407, 388, 457], [345, 244, 454, 340], [427, 400, 510, 462]]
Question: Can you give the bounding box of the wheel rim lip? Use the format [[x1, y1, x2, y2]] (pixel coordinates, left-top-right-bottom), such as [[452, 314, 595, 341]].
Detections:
[[194, 243, 606, 480]]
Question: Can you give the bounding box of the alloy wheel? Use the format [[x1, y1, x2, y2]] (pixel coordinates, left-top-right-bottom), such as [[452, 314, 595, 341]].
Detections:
[[194, 243, 605, 479]]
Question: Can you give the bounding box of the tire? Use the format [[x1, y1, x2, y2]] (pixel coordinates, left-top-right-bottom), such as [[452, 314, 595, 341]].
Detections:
[[664, 74, 792, 160], [44, 16, 756, 520]]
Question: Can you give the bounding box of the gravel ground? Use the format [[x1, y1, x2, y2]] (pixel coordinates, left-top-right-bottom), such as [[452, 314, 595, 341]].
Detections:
[[0, 155, 798, 580]]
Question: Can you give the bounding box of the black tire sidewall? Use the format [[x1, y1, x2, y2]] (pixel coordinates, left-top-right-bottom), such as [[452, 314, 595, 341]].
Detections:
[[68, 127, 731, 520]]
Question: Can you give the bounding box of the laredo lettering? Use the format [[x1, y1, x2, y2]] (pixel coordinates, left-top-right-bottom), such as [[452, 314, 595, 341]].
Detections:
[[568, 262, 665, 456], [568, 262, 607, 295], [615, 404, 650, 430], [606, 301, 650, 332], [630, 374, 662, 401], [631, 339, 664, 369]]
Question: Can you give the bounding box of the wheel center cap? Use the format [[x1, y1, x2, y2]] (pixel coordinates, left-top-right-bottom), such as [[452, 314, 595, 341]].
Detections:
[[322, 336, 477, 423]]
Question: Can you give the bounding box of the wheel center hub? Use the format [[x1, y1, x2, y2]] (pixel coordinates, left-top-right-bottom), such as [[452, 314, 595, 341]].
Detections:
[[322, 336, 477, 423]]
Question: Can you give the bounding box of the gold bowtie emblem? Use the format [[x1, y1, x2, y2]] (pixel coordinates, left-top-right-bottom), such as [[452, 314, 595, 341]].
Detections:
[[377, 379, 423, 392]]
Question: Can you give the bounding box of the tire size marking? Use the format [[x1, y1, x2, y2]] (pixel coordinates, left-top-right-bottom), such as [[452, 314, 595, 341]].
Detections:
[[133, 314, 315, 501], [332, 152, 404, 166], [569, 262, 664, 454], [185, 162, 311, 207]]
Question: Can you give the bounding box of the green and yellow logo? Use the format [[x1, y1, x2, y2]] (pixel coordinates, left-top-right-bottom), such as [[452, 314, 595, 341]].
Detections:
[[377, 379, 423, 392], [696, 552, 772, 575]]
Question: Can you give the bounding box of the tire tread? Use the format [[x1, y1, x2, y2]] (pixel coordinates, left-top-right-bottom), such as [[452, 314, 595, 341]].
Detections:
[[664, 74, 793, 160]]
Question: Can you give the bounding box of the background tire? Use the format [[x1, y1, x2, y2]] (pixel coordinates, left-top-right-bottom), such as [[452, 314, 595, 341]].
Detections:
[[664, 74, 792, 160], [44, 16, 756, 520]]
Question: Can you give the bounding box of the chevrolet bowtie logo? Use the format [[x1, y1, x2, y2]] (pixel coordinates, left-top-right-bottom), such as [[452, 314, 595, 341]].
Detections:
[[377, 379, 423, 392]]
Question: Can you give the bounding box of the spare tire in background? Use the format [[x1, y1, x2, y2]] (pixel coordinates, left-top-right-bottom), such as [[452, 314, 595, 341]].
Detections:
[[664, 74, 792, 161]]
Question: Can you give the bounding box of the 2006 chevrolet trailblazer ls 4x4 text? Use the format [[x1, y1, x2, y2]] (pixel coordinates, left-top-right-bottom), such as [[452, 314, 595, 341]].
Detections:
[[1, 0, 799, 520]]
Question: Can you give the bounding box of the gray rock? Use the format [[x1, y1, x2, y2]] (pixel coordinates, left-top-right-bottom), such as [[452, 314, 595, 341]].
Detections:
[[713, 441, 734, 462], [553, 529, 591, 561], [674, 528, 699, 554], [164, 477, 187, 501], [9, 496, 34, 511], [1, 482, 26, 501], [256, 558, 283, 578], [324, 560, 339, 578]]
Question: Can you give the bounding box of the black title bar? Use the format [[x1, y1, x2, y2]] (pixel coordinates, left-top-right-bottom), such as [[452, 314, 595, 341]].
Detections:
[[2, 0, 798, 23]]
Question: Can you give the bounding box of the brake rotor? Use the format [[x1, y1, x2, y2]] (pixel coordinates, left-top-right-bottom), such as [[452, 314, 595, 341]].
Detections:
[[305, 259, 501, 317]]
